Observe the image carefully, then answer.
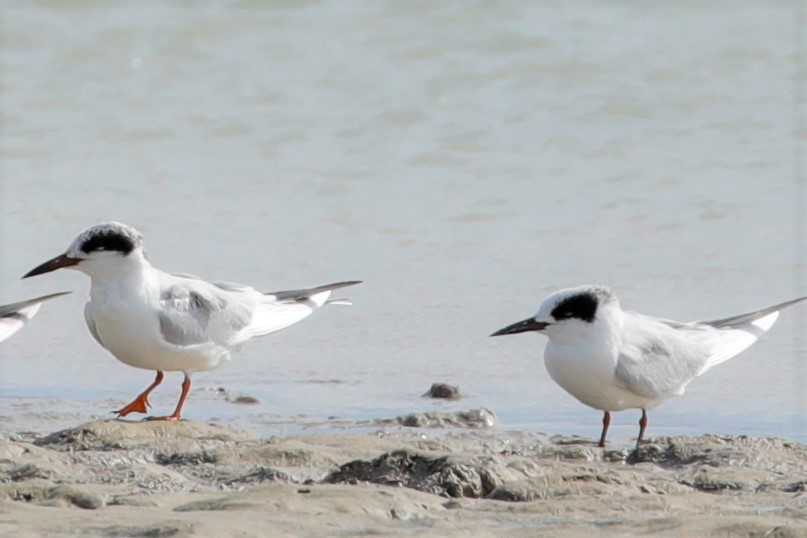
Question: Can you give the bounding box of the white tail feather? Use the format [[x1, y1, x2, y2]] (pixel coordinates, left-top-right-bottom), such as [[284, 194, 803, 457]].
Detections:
[[239, 289, 353, 341], [307, 290, 333, 308], [245, 301, 318, 339], [699, 311, 780, 373], [751, 311, 779, 332]]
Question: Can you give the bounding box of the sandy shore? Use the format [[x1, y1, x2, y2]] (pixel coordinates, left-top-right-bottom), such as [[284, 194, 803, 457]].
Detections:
[[2, 415, 807, 537]]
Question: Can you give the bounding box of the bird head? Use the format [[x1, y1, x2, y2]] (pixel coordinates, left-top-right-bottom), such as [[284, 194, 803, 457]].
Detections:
[[491, 285, 619, 345], [23, 221, 147, 280]]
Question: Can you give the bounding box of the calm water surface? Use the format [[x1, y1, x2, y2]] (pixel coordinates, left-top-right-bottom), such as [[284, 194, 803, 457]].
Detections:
[[1, 1, 805, 445]]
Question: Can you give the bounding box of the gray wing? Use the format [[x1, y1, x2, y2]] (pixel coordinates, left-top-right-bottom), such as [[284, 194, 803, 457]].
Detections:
[[613, 294, 807, 400], [614, 316, 713, 400], [697, 296, 807, 329], [158, 281, 254, 347], [0, 292, 71, 317], [267, 281, 362, 302]]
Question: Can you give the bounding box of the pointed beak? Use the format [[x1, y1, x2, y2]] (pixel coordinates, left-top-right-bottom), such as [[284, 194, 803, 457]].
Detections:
[[490, 318, 551, 337], [22, 253, 81, 278]]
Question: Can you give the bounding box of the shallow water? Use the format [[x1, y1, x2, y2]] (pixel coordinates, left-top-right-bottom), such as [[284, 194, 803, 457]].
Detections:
[[1, 1, 806, 445]]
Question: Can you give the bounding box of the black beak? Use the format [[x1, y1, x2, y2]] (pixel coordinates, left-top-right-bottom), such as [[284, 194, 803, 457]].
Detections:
[[490, 318, 551, 337], [23, 254, 81, 278]]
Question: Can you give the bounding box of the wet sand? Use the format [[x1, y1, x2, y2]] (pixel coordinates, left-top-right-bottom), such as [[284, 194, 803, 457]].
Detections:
[[2, 415, 807, 537]]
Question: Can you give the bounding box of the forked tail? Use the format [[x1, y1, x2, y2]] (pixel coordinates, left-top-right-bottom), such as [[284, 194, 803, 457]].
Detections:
[[246, 281, 362, 338]]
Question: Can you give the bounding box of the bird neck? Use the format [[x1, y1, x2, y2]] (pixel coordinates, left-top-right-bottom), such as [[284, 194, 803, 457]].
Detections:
[[86, 254, 155, 301]]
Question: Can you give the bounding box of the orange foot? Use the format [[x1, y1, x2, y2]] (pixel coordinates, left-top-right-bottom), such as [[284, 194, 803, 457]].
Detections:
[[112, 395, 151, 417], [112, 371, 165, 418]]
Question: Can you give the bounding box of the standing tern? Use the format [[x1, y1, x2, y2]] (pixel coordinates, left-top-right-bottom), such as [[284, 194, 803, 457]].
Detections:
[[491, 285, 807, 447], [0, 292, 71, 343], [23, 221, 361, 420]]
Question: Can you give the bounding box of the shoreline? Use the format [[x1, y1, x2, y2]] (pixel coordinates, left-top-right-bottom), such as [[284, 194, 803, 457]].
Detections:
[[2, 417, 807, 537]]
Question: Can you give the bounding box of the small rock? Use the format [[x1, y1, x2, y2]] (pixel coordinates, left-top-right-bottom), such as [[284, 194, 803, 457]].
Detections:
[[323, 449, 513, 498], [230, 395, 260, 405], [389, 507, 408, 519], [369, 408, 498, 429], [422, 383, 461, 400]]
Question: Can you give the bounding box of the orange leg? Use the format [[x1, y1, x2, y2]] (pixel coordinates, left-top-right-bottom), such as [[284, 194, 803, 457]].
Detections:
[[113, 370, 164, 417], [147, 373, 191, 421]]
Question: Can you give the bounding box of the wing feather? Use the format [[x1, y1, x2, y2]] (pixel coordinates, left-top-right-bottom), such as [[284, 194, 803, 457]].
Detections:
[[0, 315, 29, 343], [615, 296, 807, 399], [614, 316, 711, 399], [266, 281, 362, 303], [0, 292, 71, 344], [158, 281, 254, 347], [157, 277, 360, 347], [698, 296, 807, 329], [240, 281, 362, 340]]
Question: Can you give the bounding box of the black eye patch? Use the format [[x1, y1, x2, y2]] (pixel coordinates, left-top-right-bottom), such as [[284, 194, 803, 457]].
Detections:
[[80, 232, 136, 255], [550, 293, 598, 323]]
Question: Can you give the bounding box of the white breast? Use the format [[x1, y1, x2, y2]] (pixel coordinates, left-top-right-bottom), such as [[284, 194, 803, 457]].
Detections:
[[544, 340, 656, 412], [87, 273, 231, 373]]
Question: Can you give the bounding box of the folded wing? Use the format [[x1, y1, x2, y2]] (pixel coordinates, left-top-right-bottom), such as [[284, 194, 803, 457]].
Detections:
[[158, 280, 254, 347], [615, 296, 807, 399], [158, 278, 361, 348], [614, 315, 712, 399]]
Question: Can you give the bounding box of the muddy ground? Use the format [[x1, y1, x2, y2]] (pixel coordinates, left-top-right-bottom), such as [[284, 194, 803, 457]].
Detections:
[[2, 415, 807, 537]]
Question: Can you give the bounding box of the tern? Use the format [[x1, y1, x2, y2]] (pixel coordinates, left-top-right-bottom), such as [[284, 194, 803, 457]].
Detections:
[[491, 285, 807, 447], [23, 221, 361, 420], [0, 292, 71, 343]]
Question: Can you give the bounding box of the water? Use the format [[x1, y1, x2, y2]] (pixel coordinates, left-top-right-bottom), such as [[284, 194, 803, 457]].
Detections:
[[1, 1, 805, 445]]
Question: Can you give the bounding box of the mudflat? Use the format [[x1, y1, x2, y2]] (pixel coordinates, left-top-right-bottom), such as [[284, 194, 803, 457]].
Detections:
[[1, 418, 806, 537]]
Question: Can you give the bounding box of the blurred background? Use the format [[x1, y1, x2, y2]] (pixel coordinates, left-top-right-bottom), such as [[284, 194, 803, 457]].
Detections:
[[1, 1, 805, 444]]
